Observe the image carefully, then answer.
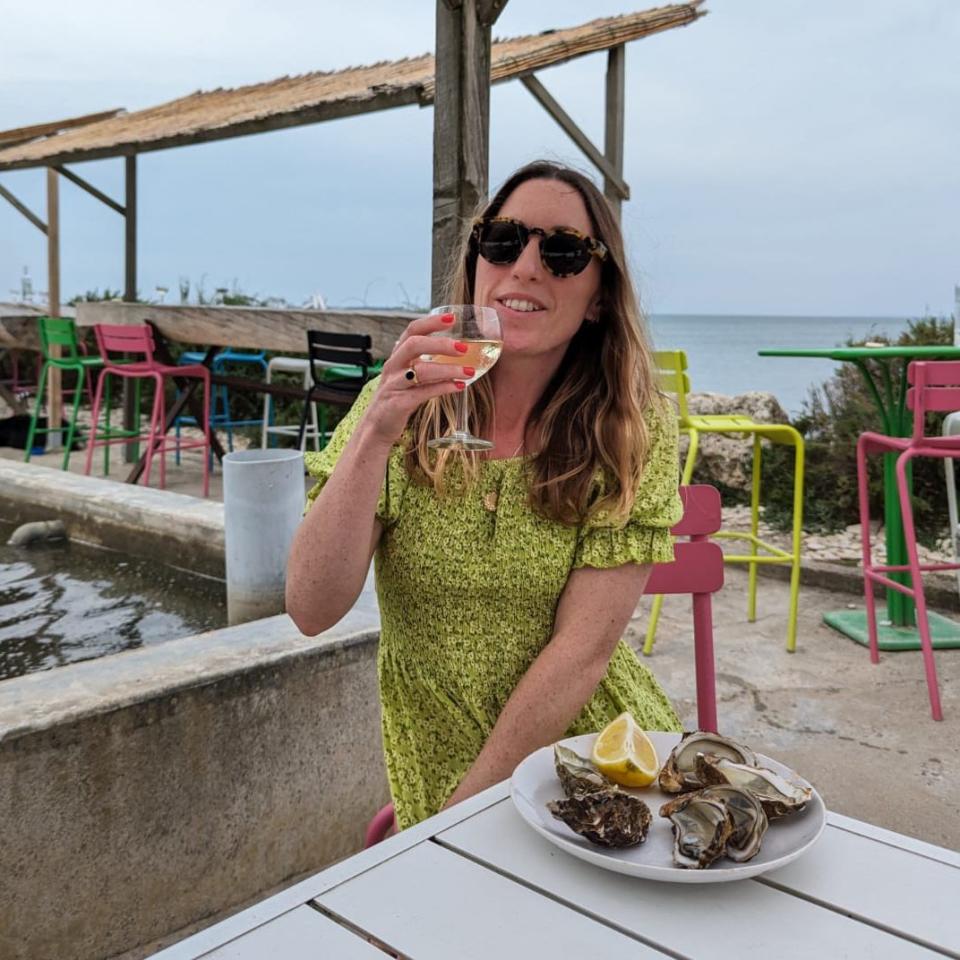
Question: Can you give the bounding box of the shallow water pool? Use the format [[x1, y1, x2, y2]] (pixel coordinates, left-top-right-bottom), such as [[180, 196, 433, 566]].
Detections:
[[0, 520, 227, 682]]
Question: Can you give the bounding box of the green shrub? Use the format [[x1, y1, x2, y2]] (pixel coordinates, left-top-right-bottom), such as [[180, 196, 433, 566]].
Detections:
[[762, 316, 954, 543]]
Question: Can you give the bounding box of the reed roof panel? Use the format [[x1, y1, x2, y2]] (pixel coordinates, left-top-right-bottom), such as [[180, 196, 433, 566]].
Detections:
[[0, 4, 704, 171]]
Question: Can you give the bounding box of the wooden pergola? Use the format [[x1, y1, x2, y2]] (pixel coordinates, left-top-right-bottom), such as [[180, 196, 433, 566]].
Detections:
[[0, 1, 706, 443]]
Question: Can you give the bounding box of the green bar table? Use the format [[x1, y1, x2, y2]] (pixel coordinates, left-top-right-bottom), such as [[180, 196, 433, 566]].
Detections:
[[759, 345, 960, 651]]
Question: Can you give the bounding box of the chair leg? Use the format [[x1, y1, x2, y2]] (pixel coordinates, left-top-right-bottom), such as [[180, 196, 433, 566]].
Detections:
[[62, 366, 85, 471], [174, 415, 184, 466], [103, 373, 113, 475], [142, 375, 163, 488], [691, 592, 718, 733], [856, 437, 881, 664], [786, 434, 804, 653], [642, 594, 666, 657], [680, 427, 699, 485], [220, 384, 235, 454], [202, 374, 211, 498], [310, 397, 321, 452], [747, 435, 761, 623], [84, 369, 107, 477], [23, 361, 50, 463], [943, 414, 960, 597], [261, 374, 273, 449], [296, 389, 311, 451], [158, 389, 167, 490], [895, 453, 943, 721]]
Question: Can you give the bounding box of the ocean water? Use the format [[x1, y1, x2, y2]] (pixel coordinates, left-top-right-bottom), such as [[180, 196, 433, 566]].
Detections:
[[646, 314, 912, 416]]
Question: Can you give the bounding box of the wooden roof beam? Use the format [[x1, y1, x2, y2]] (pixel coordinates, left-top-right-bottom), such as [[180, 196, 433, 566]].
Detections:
[[0, 108, 124, 149]]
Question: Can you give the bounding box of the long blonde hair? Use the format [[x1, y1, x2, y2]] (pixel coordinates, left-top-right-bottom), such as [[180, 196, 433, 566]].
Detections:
[[406, 160, 664, 527]]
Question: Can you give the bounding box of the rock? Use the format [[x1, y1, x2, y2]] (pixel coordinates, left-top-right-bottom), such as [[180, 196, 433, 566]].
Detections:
[[7, 519, 67, 547], [679, 391, 790, 492]]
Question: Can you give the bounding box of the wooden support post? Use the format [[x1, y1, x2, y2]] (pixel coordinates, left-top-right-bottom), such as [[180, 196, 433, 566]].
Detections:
[[604, 45, 626, 220], [46, 166, 63, 451], [123, 154, 138, 462], [431, 0, 493, 306]]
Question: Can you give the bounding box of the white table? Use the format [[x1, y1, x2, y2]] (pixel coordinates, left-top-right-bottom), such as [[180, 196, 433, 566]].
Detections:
[[153, 781, 959, 959]]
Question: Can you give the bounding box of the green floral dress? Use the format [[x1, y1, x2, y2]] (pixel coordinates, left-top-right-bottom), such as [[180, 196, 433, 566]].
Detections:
[[305, 377, 683, 829]]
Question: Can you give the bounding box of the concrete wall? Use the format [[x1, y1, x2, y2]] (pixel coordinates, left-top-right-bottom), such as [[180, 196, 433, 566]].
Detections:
[[0, 459, 225, 577], [0, 608, 388, 960], [0, 458, 389, 959]]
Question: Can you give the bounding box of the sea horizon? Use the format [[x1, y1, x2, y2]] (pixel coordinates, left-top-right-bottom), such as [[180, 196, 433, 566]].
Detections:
[[646, 312, 920, 415]]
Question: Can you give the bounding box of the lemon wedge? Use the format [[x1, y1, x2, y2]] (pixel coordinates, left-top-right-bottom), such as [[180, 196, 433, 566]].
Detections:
[[591, 712, 659, 788]]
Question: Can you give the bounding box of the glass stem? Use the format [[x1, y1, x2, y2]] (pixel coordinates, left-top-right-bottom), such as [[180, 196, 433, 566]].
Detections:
[[455, 385, 470, 436]]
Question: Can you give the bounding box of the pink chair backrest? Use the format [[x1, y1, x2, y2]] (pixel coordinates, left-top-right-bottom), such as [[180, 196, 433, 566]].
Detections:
[[93, 323, 157, 363], [645, 485, 723, 597], [907, 361, 960, 440]]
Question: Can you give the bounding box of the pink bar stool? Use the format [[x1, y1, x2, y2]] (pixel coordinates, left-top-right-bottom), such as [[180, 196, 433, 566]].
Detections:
[[84, 323, 212, 497], [857, 360, 960, 721]]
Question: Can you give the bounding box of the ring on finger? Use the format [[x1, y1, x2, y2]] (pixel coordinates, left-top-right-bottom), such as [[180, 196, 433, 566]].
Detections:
[[404, 366, 419, 385]]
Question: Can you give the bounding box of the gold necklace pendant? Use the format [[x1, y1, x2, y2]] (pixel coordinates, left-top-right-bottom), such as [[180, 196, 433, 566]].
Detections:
[[483, 490, 499, 512]]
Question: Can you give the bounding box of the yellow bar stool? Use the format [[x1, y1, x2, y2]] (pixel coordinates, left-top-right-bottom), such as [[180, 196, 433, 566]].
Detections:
[[645, 350, 805, 653]]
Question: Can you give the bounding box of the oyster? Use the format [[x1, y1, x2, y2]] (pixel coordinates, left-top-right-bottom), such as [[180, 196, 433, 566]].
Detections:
[[659, 791, 733, 868], [695, 754, 811, 820], [553, 744, 614, 798], [658, 731, 758, 793], [698, 785, 768, 862], [548, 790, 652, 848]]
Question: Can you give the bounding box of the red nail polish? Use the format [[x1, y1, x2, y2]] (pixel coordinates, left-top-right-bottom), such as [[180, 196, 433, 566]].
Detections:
[[455, 380, 466, 390], [463, 366, 475, 377], [441, 313, 455, 324], [455, 341, 468, 354]]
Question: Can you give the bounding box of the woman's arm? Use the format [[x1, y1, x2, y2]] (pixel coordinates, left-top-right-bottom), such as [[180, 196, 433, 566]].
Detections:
[[442, 561, 653, 809], [286, 312, 471, 635], [285, 421, 392, 635]]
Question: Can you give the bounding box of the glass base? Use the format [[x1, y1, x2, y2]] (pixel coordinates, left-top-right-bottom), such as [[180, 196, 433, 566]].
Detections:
[[427, 432, 493, 451]]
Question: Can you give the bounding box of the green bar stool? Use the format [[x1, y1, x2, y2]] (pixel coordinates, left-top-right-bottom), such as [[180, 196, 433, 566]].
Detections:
[[24, 317, 105, 471]]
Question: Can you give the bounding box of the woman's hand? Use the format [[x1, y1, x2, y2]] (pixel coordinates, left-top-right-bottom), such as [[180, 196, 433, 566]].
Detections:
[[362, 312, 472, 446]]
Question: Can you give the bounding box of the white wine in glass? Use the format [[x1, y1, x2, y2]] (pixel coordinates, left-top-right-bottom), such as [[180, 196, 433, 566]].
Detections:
[[424, 304, 502, 450]]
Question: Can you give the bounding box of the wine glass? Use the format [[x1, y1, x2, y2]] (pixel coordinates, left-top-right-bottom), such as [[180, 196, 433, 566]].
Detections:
[[424, 304, 502, 450]]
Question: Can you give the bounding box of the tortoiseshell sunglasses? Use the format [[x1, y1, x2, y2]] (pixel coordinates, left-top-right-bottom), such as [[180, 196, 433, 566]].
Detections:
[[471, 216, 608, 278]]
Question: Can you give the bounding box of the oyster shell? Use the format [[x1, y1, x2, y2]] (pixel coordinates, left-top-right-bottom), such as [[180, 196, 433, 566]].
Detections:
[[659, 791, 733, 868], [658, 731, 758, 793], [695, 754, 811, 820], [547, 790, 652, 848], [697, 784, 768, 862], [553, 744, 615, 798]]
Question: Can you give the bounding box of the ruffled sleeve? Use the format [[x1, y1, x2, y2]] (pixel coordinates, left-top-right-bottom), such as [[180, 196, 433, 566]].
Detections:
[[573, 399, 683, 569], [303, 376, 407, 526]]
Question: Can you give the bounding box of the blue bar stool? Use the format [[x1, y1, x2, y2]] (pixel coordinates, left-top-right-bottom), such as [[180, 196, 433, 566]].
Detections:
[[174, 347, 268, 464]]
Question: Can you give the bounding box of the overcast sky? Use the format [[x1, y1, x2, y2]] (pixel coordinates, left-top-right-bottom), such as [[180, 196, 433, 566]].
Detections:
[[1, 0, 957, 316]]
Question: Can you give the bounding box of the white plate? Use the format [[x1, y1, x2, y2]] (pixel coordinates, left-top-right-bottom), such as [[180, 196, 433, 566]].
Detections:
[[510, 731, 826, 883]]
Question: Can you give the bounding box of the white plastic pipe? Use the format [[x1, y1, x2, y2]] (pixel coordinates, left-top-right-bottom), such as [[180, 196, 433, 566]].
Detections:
[[223, 449, 305, 625]]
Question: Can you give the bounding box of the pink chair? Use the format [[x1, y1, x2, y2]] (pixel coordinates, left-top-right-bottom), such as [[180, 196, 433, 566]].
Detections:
[[364, 484, 725, 848], [84, 323, 212, 497], [857, 360, 960, 721]]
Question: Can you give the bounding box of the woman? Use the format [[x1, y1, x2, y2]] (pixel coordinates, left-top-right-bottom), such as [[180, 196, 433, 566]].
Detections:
[[286, 160, 682, 830]]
